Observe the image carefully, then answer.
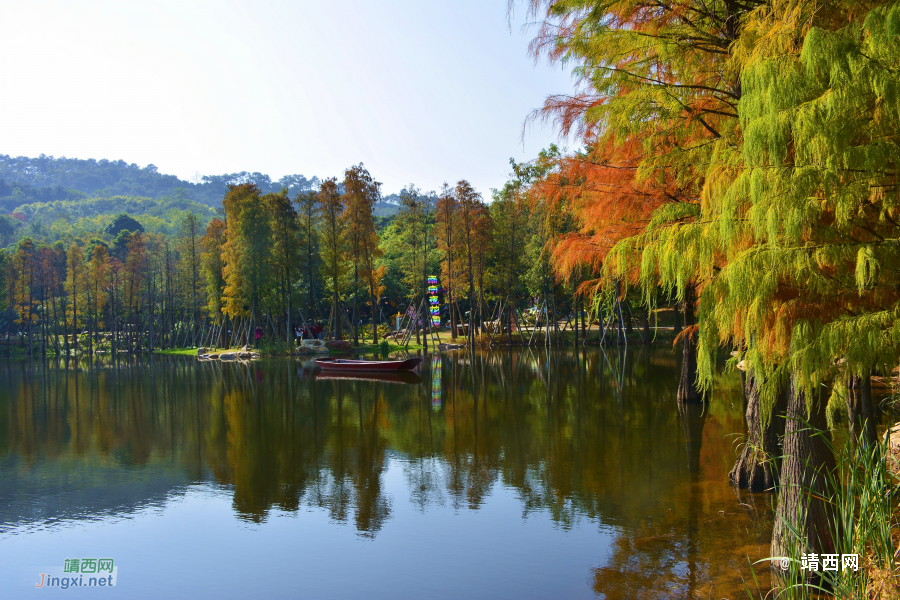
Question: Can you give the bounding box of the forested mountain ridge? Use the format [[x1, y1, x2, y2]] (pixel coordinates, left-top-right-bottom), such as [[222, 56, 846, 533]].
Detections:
[[0, 154, 403, 216], [0, 178, 86, 212], [0, 154, 321, 206]]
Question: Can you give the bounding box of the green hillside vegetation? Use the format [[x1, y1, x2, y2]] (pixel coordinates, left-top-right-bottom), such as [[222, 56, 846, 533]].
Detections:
[[0, 160, 604, 364], [0, 178, 87, 212], [0, 154, 322, 206], [0, 194, 218, 250], [0, 155, 399, 243]]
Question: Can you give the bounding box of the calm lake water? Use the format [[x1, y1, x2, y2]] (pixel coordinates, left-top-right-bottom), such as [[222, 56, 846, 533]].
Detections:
[[0, 348, 775, 599]]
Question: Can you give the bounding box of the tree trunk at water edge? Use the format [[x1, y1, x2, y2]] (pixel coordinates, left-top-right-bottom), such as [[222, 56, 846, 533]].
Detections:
[[771, 377, 835, 561], [729, 373, 787, 491], [677, 284, 701, 403], [846, 373, 877, 448]]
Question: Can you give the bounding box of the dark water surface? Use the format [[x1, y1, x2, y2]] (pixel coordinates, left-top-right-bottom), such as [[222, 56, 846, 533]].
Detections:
[[0, 348, 774, 599]]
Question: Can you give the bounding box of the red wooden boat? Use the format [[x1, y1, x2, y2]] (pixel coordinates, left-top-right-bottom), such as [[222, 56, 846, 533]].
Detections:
[[315, 357, 422, 372]]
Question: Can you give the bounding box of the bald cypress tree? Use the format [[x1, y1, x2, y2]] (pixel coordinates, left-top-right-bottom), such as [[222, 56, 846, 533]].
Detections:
[[526, 0, 900, 569], [318, 178, 348, 339], [342, 164, 380, 345], [700, 0, 900, 560]]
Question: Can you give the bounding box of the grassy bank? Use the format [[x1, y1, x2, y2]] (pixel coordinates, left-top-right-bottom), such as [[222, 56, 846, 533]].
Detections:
[[154, 348, 204, 356], [348, 342, 424, 354], [152, 342, 425, 358], [744, 434, 899, 599], [151, 326, 681, 358]]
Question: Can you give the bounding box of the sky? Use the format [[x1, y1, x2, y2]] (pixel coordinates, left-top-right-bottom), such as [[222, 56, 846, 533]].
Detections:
[[0, 0, 575, 196]]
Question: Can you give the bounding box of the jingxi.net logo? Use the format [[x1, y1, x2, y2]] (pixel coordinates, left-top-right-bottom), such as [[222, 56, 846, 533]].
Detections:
[[35, 558, 117, 589]]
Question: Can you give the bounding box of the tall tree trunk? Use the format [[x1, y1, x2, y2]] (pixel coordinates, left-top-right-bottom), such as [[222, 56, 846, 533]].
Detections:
[[4, 305, 10, 359], [28, 268, 34, 357], [148, 275, 155, 352], [847, 373, 877, 448], [287, 265, 293, 350], [112, 277, 118, 356], [72, 284, 78, 354], [640, 307, 650, 345], [353, 265, 359, 346], [614, 281, 625, 345], [51, 295, 60, 355], [467, 256, 475, 347], [415, 303, 421, 345], [88, 291, 93, 356], [623, 298, 635, 335], [673, 302, 682, 334], [308, 246, 317, 323], [729, 372, 787, 490], [551, 287, 559, 344], [333, 291, 341, 339], [449, 289, 457, 340], [771, 377, 836, 561], [581, 296, 587, 339], [573, 280, 579, 347], [369, 284, 378, 345], [677, 283, 701, 403]]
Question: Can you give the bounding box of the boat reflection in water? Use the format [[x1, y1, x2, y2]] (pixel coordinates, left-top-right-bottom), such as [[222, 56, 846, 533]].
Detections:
[[0, 348, 776, 599], [313, 369, 424, 385], [314, 357, 422, 372]]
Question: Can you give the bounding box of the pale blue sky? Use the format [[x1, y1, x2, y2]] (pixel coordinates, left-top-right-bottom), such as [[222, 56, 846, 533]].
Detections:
[[0, 1, 574, 195]]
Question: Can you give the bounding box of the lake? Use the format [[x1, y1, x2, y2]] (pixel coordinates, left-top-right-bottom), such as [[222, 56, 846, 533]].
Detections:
[[0, 348, 774, 599]]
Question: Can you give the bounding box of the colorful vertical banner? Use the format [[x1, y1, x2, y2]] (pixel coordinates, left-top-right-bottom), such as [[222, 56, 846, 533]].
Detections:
[[428, 276, 440, 326]]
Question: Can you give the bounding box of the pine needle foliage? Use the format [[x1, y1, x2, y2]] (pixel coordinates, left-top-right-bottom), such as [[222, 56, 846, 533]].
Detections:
[[689, 0, 900, 412]]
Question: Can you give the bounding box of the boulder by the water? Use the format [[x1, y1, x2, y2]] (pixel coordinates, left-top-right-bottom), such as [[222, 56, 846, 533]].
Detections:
[[239, 352, 253, 360], [197, 347, 208, 356], [207, 354, 219, 359], [219, 352, 237, 360], [326, 340, 353, 352]]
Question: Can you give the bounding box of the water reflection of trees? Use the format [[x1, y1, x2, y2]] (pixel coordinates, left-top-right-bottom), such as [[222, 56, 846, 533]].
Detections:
[[0, 350, 770, 593]]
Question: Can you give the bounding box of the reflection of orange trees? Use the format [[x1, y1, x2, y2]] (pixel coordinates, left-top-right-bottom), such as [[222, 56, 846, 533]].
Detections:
[[4, 367, 165, 468], [0, 351, 762, 563], [318, 381, 392, 535], [209, 369, 393, 533], [218, 377, 320, 522], [591, 370, 766, 599], [592, 416, 772, 600]]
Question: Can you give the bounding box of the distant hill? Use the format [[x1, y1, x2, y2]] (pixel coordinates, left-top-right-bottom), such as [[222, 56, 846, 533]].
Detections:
[[0, 178, 86, 212], [0, 154, 321, 208], [375, 194, 401, 217], [0, 154, 405, 216]]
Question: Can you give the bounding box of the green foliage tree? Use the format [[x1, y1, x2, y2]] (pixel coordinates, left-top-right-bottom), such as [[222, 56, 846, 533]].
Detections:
[[318, 178, 348, 339], [105, 213, 145, 236], [11, 239, 38, 350], [176, 213, 203, 324], [455, 180, 488, 340], [342, 164, 381, 345], [295, 190, 321, 323], [65, 243, 87, 351], [267, 189, 300, 344], [221, 184, 273, 332], [200, 218, 227, 319]]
